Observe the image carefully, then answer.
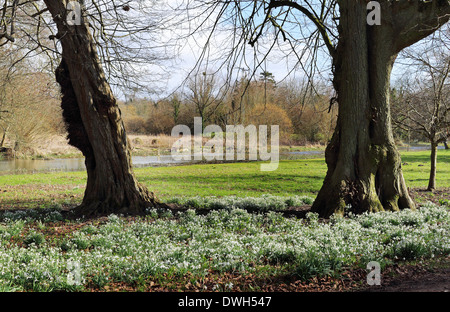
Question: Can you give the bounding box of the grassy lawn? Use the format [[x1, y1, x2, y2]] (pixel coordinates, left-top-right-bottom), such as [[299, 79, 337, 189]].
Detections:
[[0, 149, 448, 292], [0, 149, 448, 210]]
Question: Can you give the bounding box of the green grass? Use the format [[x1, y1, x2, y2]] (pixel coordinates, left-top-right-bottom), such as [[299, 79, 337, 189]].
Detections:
[[400, 149, 450, 188], [0, 149, 448, 209], [137, 158, 326, 198]]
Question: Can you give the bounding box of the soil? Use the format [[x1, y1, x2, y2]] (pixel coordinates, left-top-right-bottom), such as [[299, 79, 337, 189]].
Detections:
[[360, 256, 450, 292], [409, 187, 450, 206]]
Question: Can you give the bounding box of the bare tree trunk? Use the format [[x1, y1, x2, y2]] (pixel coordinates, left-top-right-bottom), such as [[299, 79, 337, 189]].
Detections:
[[311, 1, 449, 218], [44, 0, 162, 217], [427, 142, 438, 191], [311, 2, 415, 217]]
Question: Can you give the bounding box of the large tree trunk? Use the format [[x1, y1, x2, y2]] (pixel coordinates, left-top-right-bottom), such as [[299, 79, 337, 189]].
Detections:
[[427, 142, 438, 191], [44, 0, 161, 217], [311, 1, 450, 218]]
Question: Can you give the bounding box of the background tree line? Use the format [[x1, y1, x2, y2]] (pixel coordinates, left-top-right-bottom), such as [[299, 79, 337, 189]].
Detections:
[[120, 72, 337, 146], [0, 48, 64, 156]]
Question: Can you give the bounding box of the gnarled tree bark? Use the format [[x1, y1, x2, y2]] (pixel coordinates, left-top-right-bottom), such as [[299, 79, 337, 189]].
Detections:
[[311, 1, 450, 217], [44, 0, 161, 217]]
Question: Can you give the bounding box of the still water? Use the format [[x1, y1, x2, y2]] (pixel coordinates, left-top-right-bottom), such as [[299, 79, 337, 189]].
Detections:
[[0, 155, 190, 174], [0, 151, 326, 174]]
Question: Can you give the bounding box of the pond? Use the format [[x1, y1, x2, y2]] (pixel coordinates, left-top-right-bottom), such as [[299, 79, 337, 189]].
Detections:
[[0, 150, 327, 174], [398, 145, 446, 151], [0, 155, 191, 174]]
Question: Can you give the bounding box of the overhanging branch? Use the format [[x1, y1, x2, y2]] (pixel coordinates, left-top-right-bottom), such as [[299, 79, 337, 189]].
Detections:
[[267, 0, 337, 58]]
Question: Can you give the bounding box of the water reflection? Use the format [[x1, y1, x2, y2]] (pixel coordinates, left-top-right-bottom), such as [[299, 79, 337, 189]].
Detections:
[[0, 158, 86, 173], [0, 155, 191, 174]]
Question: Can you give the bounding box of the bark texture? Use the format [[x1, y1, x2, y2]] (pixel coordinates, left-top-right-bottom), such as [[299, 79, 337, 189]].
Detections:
[[45, 0, 161, 217], [427, 142, 438, 191], [311, 1, 450, 217]]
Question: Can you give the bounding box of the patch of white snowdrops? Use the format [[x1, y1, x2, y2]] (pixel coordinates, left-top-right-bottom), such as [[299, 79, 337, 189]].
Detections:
[[0, 197, 448, 291]]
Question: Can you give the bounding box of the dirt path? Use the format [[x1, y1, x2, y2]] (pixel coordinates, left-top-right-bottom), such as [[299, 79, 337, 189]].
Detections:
[[362, 257, 450, 292]]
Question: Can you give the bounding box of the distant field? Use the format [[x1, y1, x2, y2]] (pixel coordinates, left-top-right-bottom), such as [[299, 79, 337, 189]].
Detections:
[[0, 149, 448, 210]]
